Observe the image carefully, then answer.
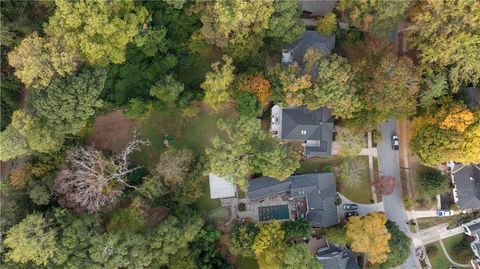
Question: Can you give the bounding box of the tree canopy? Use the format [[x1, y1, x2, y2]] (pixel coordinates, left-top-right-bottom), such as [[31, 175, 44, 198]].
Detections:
[[206, 119, 300, 190], [381, 220, 411, 268], [201, 55, 235, 111], [346, 212, 391, 264], [409, 0, 480, 90], [253, 221, 287, 269], [45, 0, 148, 66]]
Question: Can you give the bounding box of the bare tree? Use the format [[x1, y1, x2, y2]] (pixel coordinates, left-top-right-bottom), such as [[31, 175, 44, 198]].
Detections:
[[54, 134, 149, 213], [154, 149, 193, 190], [373, 175, 396, 196]]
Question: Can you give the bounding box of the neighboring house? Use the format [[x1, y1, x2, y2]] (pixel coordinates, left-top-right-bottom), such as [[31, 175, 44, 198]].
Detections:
[[298, 0, 337, 27], [271, 105, 334, 157], [209, 173, 237, 199], [462, 218, 480, 259], [316, 245, 360, 269], [247, 173, 339, 227], [451, 163, 480, 210], [282, 30, 335, 66]]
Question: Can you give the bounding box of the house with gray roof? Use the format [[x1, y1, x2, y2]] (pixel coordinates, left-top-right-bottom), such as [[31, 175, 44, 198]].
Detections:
[[248, 173, 339, 227], [451, 163, 480, 210], [462, 218, 480, 259], [316, 246, 360, 269], [271, 105, 334, 157], [282, 30, 335, 66]]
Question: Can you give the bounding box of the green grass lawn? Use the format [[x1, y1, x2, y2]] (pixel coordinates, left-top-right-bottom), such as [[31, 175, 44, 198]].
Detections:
[[296, 156, 373, 204], [132, 106, 237, 168], [443, 234, 474, 264], [236, 256, 258, 269], [418, 217, 455, 230], [427, 234, 473, 269], [412, 163, 438, 210]]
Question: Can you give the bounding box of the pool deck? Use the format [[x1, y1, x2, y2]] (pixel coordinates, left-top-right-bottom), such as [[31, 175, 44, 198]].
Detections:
[[238, 195, 291, 222]]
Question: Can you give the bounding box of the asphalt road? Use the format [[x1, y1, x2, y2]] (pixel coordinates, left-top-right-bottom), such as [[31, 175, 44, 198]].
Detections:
[[378, 119, 420, 269]]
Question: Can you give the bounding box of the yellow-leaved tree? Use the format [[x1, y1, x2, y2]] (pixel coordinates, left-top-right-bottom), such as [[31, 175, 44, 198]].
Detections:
[[252, 221, 287, 269], [346, 212, 391, 264]]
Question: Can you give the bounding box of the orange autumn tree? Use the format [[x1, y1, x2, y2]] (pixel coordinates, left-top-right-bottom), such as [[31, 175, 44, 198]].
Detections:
[[237, 73, 271, 107], [346, 212, 391, 264]]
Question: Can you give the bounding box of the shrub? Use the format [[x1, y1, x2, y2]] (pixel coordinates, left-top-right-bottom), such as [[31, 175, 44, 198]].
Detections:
[[419, 170, 450, 197], [238, 203, 246, 211], [426, 245, 438, 257], [236, 92, 260, 118], [123, 98, 152, 119], [316, 12, 337, 36]]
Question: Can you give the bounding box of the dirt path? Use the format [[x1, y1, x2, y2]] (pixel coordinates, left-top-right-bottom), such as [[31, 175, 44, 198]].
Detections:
[[85, 109, 137, 154]]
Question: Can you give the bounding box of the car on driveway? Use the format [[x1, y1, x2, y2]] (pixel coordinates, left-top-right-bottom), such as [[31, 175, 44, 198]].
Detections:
[[343, 204, 358, 210], [392, 134, 399, 150], [437, 210, 453, 217], [345, 211, 358, 218]]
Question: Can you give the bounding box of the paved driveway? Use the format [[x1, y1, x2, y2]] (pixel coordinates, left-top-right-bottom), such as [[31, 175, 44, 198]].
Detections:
[[378, 119, 420, 269], [338, 193, 384, 219]]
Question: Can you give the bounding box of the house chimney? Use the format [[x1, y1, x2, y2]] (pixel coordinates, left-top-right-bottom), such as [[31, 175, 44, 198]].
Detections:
[[282, 49, 293, 64]]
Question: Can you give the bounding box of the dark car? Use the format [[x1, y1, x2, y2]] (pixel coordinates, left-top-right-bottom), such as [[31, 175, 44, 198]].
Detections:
[[343, 204, 358, 210], [344, 211, 358, 218], [392, 134, 399, 150]]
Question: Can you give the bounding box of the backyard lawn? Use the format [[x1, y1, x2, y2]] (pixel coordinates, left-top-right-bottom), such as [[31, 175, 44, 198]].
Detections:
[[296, 156, 373, 204], [132, 105, 238, 168], [418, 216, 454, 230], [427, 234, 473, 269]]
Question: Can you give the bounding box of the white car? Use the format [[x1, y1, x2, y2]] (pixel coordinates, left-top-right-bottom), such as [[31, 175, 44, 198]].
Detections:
[[437, 210, 453, 217], [392, 134, 399, 150]]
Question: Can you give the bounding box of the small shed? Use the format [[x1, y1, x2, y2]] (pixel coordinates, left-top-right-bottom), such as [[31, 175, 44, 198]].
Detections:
[[209, 173, 237, 199]]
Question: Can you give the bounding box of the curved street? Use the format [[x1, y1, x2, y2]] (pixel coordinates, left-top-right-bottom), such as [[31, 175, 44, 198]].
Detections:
[[378, 119, 420, 269]]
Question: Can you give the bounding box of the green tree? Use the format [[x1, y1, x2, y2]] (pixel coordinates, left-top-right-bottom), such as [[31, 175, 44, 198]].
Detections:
[[52, 209, 99, 268], [281, 244, 323, 269], [135, 27, 168, 57], [11, 110, 64, 154], [89, 232, 153, 268], [418, 170, 450, 196], [201, 55, 235, 111], [190, 223, 229, 268], [337, 0, 411, 36], [0, 125, 31, 161], [266, 0, 305, 45], [236, 92, 261, 118], [7, 32, 78, 89], [206, 119, 300, 190], [305, 52, 363, 118], [150, 74, 184, 103], [323, 225, 350, 245], [281, 219, 312, 240], [198, 0, 274, 60], [28, 68, 107, 135], [316, 12, 337, 36], [3, 213, 57, 266], [253, 221, 287, 269], [381, 220, 411, 268], [409, 0, 480, 89], [419, 72, 449, 107], [123, 98, 152, 119], [345, 39, 420, 131], [45, 0, 148, 66], [150, 214, 204, 266], [230, 222, 258, 258], [1, 76, 21, 130]]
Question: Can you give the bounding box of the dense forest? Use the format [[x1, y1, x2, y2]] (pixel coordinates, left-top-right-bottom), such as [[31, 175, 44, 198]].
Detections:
[[0, 0, 478, 268]]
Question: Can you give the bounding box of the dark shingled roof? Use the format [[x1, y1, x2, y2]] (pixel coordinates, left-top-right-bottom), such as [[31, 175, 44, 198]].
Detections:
[[316, 246, 360, 269], [284, 30, 335, 66], [454, 164, 480, 209], [280, 106, 334, 157], [248, 173, 339, 228]]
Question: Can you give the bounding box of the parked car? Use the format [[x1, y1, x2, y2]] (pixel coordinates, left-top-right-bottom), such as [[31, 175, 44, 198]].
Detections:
[[343, 204, 358, 210], [392, 134, 399, 150], [345, 211, 359, 218], [437, 210, 453, 217]]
